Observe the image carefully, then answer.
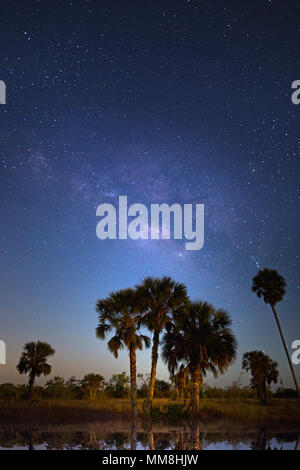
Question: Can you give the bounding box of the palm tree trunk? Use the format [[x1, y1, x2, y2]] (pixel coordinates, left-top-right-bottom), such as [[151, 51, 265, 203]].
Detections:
[[28, 373, 35, 399], [191, 364, 201, 415], [257, 384, 262, 403], [146, 331, 159, 414], [179, 372, 185, 400], [258, 383, 266, 404], [270, 304, 300, 398], [129, 346, 138, 419], [262, 381, 267, 404]]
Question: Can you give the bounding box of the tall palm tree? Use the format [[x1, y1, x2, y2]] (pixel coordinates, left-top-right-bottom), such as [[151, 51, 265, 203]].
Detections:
[[17, 341, 55, 398], [96, 288, 150, 418], [162, 301, 237, 414], [136, 276, 188, 414], [242, 350, 279, 403], [252, 268, 300, 397]]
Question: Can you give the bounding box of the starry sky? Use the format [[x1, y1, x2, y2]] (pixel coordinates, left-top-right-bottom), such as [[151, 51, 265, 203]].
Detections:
[[0, 0, 299, 388]]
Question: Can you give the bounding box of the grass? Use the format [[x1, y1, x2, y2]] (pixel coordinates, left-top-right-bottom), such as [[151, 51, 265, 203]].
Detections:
[[0, 397, 133, 426], [191, 398, 300, 426], [1, 397, 300, 429]]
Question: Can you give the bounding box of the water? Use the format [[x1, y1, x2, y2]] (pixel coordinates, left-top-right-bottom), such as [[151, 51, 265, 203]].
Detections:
[[0, 425, 299, 450]]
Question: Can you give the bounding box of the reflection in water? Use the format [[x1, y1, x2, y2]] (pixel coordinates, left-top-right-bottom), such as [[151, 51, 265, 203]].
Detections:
[[251, 429, 268, 450], [295, 432, 300, 451], [145, 418, 155, 450], [131, 417, 137, 450], [191, 421, 202, 450], [0, 427, 299, 450]]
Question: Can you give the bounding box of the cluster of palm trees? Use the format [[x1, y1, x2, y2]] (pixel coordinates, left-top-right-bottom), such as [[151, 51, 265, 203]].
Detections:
[[96, 277, 189, 418], [16, 268, 299, 413], [162, 301, 237, 413], [96, 276, 237, 416], [80, 373, 106, 400], [242, 351, 279, 403]]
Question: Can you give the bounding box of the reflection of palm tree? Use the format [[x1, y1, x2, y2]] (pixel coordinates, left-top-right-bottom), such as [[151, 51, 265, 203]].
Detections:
[[175, 431, 187, 450], [190, 421, 202, 450], [136, 277, 188, 415], [242, 350, 278, 403], [16, 341, 55, 399], [144, 419, 155, 450], [88, 431, 98, 449], [163, 301, 237, 414], [252, 268, 300, 397], [148, 430, 155, 450], [25, 431, 34, 451], [295, 433, 300, 451], [96, 288, 150, 418], [251, 430, 268, 450], [105, 432, 129, 450], [130, 417, 137, 450]]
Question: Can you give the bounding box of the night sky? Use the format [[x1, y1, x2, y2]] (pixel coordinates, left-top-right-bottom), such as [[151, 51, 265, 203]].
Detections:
[[0, 0, 299, 388]]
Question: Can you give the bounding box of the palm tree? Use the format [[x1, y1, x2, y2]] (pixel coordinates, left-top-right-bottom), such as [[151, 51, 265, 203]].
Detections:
[[16, 341, 55, 398], [172, 364, 188, 400], [96, 288, 150, 418], [136, 276, 188, 414], [252, 268, 300, 397], [242, 350, 279, 403], [81, 373, 106, 400], [162, 301, 237, 414]]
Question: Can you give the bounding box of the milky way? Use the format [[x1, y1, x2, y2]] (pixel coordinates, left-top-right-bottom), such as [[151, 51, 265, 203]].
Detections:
[[0, 1, 299, 386]]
